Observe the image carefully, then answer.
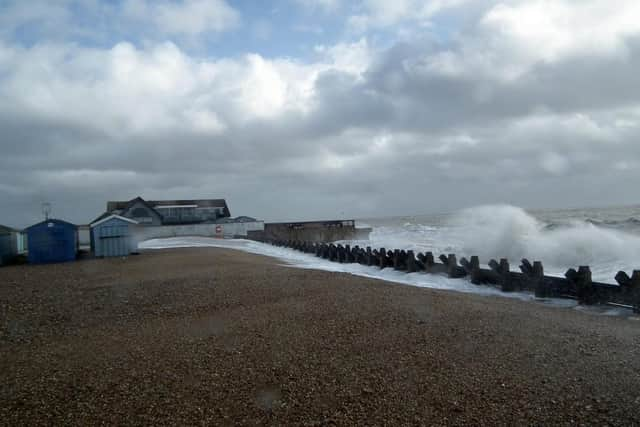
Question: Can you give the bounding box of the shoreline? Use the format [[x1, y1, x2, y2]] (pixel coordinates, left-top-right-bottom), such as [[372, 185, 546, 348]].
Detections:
[[1, 247, 639, 425], [140, 237, 639, 319]]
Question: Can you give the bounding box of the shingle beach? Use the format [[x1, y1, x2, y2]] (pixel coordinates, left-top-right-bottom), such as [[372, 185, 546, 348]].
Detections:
[[1, 248, 639, 425]]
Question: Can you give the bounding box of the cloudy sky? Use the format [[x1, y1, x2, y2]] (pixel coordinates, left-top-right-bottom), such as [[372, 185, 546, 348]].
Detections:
[[1, 0, 639, 227]]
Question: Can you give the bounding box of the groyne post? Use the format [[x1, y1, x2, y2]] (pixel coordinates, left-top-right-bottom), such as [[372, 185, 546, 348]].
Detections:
[[615, 270, 640, 313], [406, 250, 417, 273], [499, 259, 514, 292], [366, 247, 373, 266], [469, 256, 481, 284], [424, 252, 435, 273], [532, 261, 546, 297], [352, 245, 361, 264], [393, 249, 401, 270], [460, 256, 482, 284], [378, 248, 387, 269], [329, 244, 337, 261], [445, 254, 466, 279], [567, 266, 595, 305]]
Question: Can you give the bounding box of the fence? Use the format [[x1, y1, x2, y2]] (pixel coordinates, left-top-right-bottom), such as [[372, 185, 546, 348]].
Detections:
[[260, 239, 640, 313]]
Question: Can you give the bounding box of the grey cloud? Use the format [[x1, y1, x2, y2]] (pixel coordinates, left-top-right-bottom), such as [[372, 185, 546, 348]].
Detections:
[[2, 4, 640, 227]]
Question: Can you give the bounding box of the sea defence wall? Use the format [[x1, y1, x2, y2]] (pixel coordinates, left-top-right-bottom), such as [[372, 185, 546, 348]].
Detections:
[[134, 221, 265, 242], [263, 239, 640, 314], [248, 220, 371, 243]]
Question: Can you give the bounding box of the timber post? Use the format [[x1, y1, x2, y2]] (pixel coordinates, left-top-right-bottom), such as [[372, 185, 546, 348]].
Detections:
[[500, 258, 514, 292], [532, 261, 547, 297], [568, 266, 595, 305], [393, 249, 401, 270], [470, 256, 481, 284], [379, 248, 387, 269], [424, 252, 435, 273], [406, 250, 417, 273]]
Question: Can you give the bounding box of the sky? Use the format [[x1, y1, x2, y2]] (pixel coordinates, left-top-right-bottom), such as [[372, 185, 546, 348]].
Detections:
[[1, 0, 640, 227]]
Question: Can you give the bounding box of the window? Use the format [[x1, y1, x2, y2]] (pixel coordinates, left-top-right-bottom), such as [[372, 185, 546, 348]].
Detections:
[[132, 207, 149, 218]]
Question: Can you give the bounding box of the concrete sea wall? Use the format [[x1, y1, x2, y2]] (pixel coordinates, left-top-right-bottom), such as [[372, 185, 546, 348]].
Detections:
[[248, 220, 371, 243], [134, 222, 265, 242]]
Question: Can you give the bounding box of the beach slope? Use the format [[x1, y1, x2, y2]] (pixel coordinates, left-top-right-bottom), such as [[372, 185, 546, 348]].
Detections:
[[1, 248, 639, 425]]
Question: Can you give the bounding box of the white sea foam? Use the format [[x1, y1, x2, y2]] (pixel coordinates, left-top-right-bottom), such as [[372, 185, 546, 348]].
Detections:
[[140, 236, 617, 315], [349, 205, 640, 283], [139, 204, 640, 316]]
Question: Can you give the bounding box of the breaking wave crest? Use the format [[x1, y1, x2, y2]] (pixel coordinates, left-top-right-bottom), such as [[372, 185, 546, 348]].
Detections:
[[355, 205, 640, 282]]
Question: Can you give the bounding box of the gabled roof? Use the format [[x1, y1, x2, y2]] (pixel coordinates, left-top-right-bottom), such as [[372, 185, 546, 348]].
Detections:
[[111, 197, 163, 219], [90, 214, 139, 228], [26, 218, 78, 230], [90, 212, 112, 225], [107, 197, 230, 216]]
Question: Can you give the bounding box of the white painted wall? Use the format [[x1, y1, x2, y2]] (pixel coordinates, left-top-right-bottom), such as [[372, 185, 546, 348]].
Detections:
[[134, 221, 264, 243]]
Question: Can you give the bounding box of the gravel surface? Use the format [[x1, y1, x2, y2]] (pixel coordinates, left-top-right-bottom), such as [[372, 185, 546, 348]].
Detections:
[[1, 247, 639, 426]]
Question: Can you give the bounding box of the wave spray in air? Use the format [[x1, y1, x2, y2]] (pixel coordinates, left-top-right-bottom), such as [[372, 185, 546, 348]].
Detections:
[[353, 204, 640, 282]]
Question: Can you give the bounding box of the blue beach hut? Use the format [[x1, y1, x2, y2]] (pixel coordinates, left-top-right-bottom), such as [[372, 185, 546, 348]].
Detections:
[[90, 214, 139, 257], [26, 219, 78, 264]]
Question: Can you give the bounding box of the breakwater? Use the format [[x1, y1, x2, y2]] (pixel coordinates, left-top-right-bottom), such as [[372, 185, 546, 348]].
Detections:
[[261, 239, 640, 313], [248, 220, 371, 243]]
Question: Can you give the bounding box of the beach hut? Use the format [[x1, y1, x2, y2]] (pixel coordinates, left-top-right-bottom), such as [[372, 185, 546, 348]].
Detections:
[[90, 215, 139, 257], [26, 219, 78, 264], [0, 225, 18, 266]]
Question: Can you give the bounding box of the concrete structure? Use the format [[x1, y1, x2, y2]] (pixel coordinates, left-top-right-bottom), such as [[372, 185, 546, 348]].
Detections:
[[106, 197, 230, 225], [134, 220, 264, 242], [0, 225, 19, 266], [249, 220, 370, 243], [91, 215, 139, 257], [25, 219, 78, 264]]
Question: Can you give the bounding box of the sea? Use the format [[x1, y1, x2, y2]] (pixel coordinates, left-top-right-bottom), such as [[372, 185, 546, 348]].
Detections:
[[349, 204, 640, 283], [140, 204, 640, 313]]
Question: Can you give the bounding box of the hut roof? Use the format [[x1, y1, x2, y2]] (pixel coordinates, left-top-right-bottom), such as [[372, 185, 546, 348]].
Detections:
[[25, 218, 77, 230], [90, 214, 139, 228]]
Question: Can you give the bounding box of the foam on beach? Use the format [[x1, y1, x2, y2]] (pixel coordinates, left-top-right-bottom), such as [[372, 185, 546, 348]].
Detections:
[[140, 236, 621, 314]]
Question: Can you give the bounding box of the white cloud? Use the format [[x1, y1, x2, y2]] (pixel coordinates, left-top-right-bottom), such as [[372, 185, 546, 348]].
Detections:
[[540, 152, 569, 175], [156, 0, 240, 35], [295, 0, 342, 13], [124, 0, 240, 36], [0, 40, 325, 137], [2, 0, 640, 224], [349, 0, 473, 32], [315, 38, 372, 77], [481, 0, 640, 63]]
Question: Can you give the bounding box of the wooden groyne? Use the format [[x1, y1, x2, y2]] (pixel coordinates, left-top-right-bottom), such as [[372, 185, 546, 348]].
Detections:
[[260, 239, 640, 313]]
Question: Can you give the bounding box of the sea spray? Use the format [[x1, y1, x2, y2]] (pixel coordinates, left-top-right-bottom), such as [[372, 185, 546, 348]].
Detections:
[[352, 205, 640, 282]]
